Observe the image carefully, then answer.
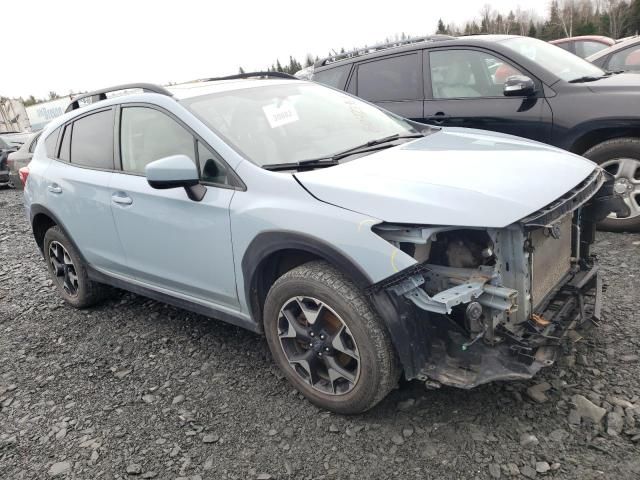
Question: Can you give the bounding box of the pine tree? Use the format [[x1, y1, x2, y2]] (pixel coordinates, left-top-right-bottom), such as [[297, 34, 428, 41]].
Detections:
[[304, 54, 314, 68], [238, 67, 245, 74], [631, 0, 640, 35], [436, 18, 446, 34], [528, 20, 537, 38]]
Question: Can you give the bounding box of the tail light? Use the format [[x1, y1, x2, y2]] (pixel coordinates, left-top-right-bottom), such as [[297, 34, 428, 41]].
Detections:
[[19, 166, 29, 186]]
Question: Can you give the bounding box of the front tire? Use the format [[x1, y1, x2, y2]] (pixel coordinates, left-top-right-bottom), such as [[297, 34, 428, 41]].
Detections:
[[43, 226, 110, 308], [583, 138, 640, 232], [263, 261, 400, 414]]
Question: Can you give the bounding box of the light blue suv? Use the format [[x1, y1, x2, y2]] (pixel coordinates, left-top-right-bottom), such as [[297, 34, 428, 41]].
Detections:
[[24, 73, 618, 413]]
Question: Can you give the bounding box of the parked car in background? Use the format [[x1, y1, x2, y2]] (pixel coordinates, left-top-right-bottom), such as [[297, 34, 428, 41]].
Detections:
[[0, 136, 18, 188], [7, 132, 41, 188], [23, 76, 619, 413], [550, 35, 615, 58], [587, 36, 640, 72], [308, 34, 640, 231], [0, 131, 34, 148]]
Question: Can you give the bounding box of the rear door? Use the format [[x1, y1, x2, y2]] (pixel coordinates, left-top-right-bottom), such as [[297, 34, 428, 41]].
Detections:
[[346, 53, 423, 119], [109, 104, 239, 309], [423, 47, 553, 143], [43, 108, 126, 272]]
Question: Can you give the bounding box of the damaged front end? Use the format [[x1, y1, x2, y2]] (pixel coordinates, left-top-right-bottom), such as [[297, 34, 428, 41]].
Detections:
[[369, 168, 623, 389]]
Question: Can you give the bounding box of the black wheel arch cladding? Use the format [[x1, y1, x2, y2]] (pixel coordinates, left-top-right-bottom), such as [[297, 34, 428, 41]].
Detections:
[[242, 231, 431, 379]]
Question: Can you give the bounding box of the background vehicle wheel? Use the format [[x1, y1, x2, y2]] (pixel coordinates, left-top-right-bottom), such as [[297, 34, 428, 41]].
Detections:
[[584, 138, 640, 232], [43, 226, 110, 308], [263, 260, 400, 414]]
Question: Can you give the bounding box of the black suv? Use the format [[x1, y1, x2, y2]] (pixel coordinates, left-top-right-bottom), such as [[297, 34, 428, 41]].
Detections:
[[309, 35, 640, 231]]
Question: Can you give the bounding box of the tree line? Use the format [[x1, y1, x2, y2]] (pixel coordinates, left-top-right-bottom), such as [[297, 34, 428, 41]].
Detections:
[[437, 0, 639, 40], [250, 0, 639, 76]]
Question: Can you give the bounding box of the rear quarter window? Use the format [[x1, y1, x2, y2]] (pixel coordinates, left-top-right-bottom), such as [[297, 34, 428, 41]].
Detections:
[[44, 127, 61, 158], [312, 64, 351, 89]]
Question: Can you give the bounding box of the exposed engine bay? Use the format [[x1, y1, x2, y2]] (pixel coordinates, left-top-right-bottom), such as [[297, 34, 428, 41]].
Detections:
[[369, 169, 621, 389]]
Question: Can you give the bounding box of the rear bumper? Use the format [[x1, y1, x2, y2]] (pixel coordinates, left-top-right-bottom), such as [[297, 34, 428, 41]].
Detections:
[[415, 263, 601, 389]]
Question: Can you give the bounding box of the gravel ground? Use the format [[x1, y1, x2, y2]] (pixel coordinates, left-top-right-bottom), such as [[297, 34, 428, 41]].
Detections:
[[1, 187, 639, 480]]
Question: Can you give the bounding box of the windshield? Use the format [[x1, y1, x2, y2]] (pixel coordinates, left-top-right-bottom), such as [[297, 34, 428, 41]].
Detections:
[[501, 36, 605, 82], [183, 82, 419, 167]]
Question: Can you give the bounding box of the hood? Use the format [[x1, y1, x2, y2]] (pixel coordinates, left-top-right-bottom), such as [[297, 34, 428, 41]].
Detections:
[[295, 128, 597, 228], [585, 72, 640, 93]]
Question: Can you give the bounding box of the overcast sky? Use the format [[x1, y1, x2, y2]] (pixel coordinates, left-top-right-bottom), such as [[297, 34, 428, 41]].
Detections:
[[3, 0, 547, 99]]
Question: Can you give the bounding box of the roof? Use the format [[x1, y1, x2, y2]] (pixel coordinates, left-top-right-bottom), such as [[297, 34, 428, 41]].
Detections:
[[168, 78, 303, 100], [313, 34, 518, 71], [550, 35, 615, 45], [315, 35, 456, 68], [63, 74, 304, 115]]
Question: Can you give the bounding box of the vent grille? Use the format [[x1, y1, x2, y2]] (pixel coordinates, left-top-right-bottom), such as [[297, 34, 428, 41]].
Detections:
[[530, 215, 573, 309]]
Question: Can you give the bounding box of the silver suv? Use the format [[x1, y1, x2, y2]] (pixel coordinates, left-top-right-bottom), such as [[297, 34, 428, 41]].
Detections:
[[23, 73, 618, 413]]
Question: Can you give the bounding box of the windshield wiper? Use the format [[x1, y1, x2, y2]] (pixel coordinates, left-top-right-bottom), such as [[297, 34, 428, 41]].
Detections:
[[262, 158, 339, 172], [262, 133, 424, 172], [568, 75, 608, 83], [330, 133, 424, 161]]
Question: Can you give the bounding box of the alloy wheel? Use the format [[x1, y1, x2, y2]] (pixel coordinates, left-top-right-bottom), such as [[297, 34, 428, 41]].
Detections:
[[48, 241, 79, 296], [277, 296, 360, 395], [601, 157, 640, 219]]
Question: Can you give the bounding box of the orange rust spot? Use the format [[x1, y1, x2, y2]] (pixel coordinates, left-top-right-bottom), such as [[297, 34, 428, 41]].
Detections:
[[532, 314, 550, 327]]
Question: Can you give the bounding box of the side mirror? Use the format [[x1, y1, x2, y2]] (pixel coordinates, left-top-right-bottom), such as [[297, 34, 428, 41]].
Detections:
[[145, 154, 206, 201], [503, 75, 536, 97]]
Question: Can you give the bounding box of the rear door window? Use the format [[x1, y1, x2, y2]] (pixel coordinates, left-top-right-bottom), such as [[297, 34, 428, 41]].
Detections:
[[70, 109, 114, 169], [312, 64, 351, 89], [356, 54, 420, 102]]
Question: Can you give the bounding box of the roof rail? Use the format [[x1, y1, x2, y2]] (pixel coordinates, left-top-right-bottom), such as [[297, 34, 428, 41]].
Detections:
[[202, 71, 297, 81], [65, 83, 173, 113], [316, 34, 456, 67]]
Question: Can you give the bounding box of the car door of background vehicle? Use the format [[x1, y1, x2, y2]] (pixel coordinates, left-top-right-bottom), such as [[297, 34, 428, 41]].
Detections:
[[43, 109, 127, 273], [346, 52, 423, 119], [423, 48, 553, 143], [109, 104, 239, 309]]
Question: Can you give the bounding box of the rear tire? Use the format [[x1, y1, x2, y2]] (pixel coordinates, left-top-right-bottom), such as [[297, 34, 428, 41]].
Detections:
[[583, 137, 640, 232], [263, 261, 400, 414], [43, 226, 111, 308]]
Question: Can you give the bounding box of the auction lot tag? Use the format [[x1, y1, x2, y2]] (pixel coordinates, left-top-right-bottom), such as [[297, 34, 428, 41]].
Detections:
[[262, 100, 299, 128]]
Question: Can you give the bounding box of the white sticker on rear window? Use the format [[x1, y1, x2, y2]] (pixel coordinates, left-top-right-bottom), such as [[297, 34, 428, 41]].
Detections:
[[262, 101, 299, 128]]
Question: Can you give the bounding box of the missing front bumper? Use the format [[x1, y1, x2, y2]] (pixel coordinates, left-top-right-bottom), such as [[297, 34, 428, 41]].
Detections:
[[413, 264, 601, 389]]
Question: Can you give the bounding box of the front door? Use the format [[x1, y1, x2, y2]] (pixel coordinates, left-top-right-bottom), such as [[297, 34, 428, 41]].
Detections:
[[424, 48, 553, 143], [109, 105, 239, 309]]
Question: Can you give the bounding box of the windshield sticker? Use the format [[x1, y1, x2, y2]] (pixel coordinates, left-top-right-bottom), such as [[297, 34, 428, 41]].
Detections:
[[262, 101, 299, 128]]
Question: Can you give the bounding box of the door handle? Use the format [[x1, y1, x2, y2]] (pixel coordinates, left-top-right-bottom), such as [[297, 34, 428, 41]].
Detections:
[[111, 193, 133, 205], [47, 184, 62, 194], [426, 112, 450, 124]]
